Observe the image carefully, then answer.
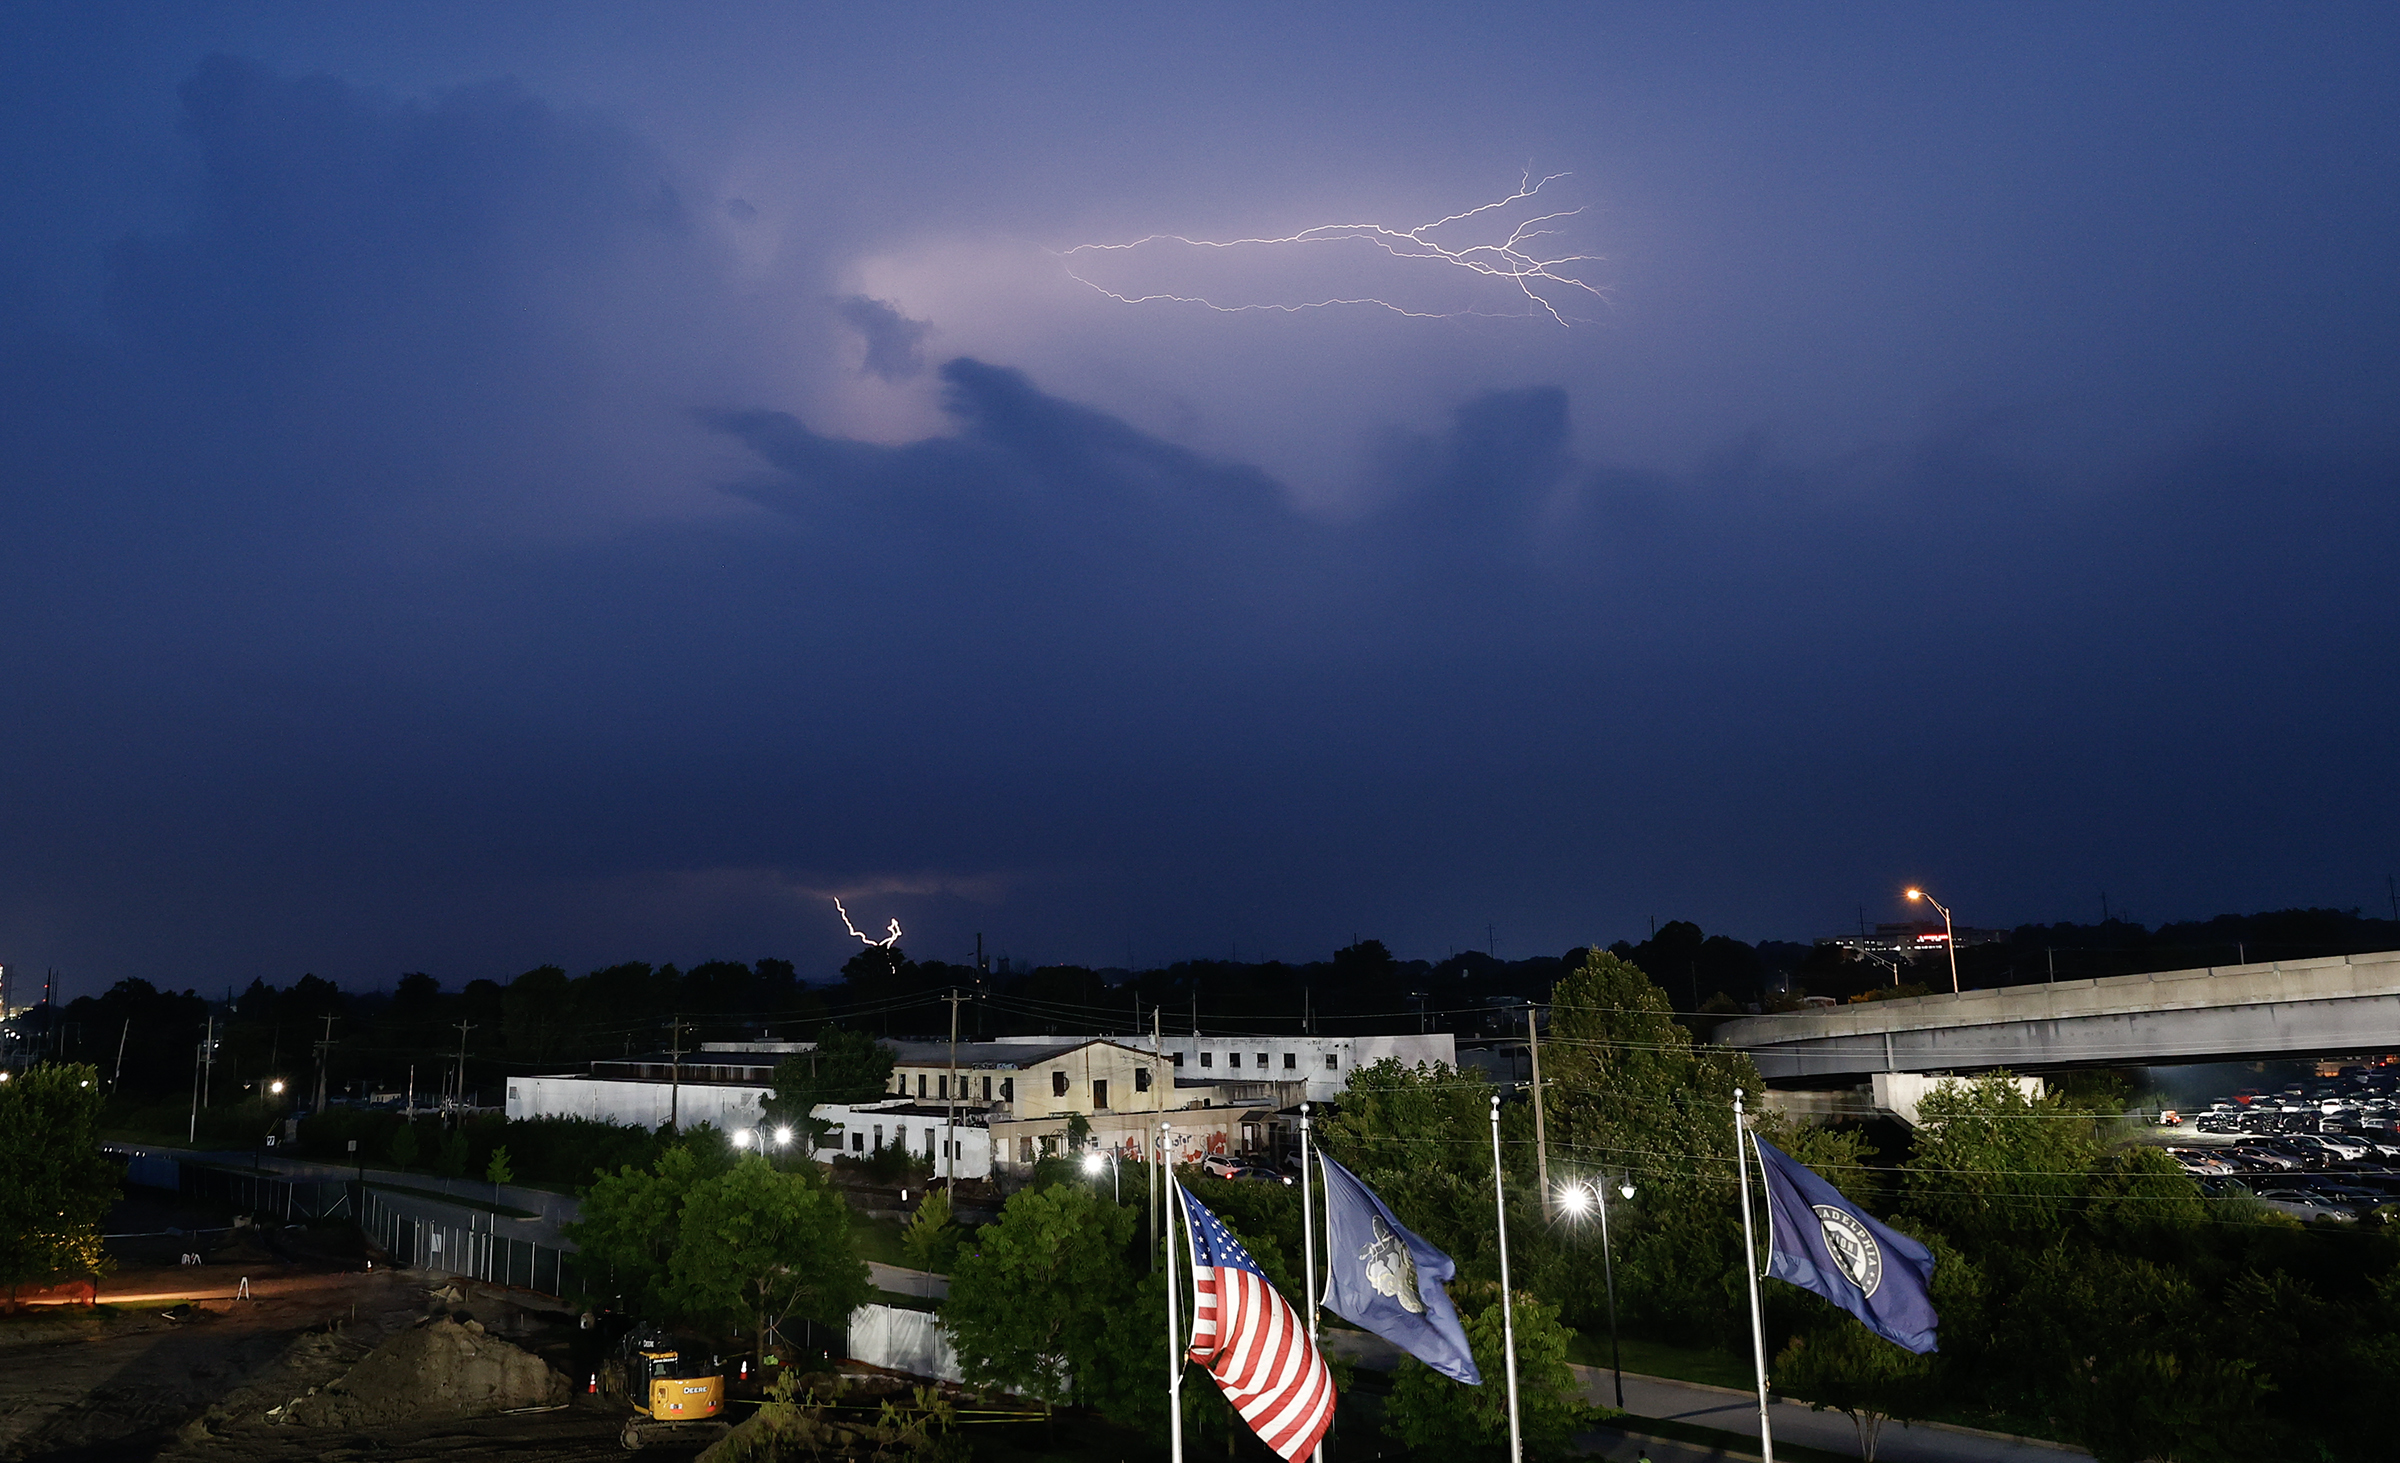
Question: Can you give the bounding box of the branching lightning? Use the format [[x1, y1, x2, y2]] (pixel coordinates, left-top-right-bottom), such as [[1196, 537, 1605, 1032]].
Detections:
[[1057, 172, 1606, 326], [834, 896, 903, 948]]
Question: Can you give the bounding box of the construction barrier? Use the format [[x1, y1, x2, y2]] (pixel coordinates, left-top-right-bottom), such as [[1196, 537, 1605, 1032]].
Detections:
[[360, 1187, 567, 1298]]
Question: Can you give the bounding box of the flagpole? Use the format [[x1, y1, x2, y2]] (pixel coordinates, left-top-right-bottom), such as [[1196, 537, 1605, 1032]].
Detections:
[[1164, 1123, 1184, 1463], [1489, 1093, 1522, 1463], [1301, 1101, 1324, 1463], [1734, 1089, 1776, 1463]]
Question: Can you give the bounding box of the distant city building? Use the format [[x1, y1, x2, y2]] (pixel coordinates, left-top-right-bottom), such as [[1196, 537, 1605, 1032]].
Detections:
[[503, 1028, 1456, 1172], [1831, 921, 2005, 961]]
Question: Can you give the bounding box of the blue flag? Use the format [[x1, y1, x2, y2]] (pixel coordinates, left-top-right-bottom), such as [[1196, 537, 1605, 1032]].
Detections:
[[1753, 1134, 1940, 1354], [1317, 1153, 1482, 1384]]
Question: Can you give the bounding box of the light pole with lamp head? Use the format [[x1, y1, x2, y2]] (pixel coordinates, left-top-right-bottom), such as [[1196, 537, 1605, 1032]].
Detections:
[[1559, 1175, 1637, 1408], [1081, 1147, 1120, 1204], [1905, 887, 1960, 994]]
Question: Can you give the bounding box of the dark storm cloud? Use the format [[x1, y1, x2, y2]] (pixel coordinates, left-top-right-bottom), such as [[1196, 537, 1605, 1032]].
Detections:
[[1, 38, 2395, 995], [835, 295, 931, 382]]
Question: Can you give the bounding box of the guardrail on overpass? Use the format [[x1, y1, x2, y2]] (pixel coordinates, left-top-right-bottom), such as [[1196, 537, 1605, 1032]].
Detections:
[[1710, 949, 2400, 1083]]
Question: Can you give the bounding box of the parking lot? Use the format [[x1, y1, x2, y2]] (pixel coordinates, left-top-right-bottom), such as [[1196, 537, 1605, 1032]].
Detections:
[[2157, 1063, 2400, 1222]]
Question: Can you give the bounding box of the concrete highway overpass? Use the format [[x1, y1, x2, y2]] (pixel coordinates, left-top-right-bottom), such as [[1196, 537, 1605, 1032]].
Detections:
[[1710, 949, 2400, 1085]]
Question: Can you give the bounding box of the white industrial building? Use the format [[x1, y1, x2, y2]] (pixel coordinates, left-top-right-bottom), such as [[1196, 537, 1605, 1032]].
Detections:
[[504, 1031, 1457, 1169], [1152, 1032, 1455, 1102]]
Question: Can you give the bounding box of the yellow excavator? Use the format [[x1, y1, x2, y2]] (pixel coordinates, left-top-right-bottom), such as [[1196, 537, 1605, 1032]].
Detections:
[[605, 1323, 730, 1450]]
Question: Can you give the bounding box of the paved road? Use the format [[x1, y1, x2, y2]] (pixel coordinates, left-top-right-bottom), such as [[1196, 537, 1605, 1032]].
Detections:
[[866, 1261, 949, 1299], [1579, 1365, 2086, 1463], [1327, 1331, 2086, 1463]]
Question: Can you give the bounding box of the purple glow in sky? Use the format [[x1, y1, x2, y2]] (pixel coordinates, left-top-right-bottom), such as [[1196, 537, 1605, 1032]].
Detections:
[[1, 3, 2395, 993]]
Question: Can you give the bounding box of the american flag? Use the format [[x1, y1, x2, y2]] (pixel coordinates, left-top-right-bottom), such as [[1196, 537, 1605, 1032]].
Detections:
[[1177, 1183, 1336, 1462]]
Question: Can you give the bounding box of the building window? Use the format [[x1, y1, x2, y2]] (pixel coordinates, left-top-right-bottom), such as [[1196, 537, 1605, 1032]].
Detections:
[[1229, 1052, 1241, 1069], [1135, 1068, 1151, 1092], [1001, 1077, 1014, 1102], [508, 1086, 520, 1100], [918, 1074, 927, 1098], [851, 1132, 864, 1152], [1326, 1054, 1338, 1069], [1019, 1137, 1034, 1163], [1052, 1069, 1069, 1097], [937, 1074, 948, 1099], [1201, 1052, 1213, 1068], [981, 1076, 992, 1101], [872, 1124, 884, 1151], [925, 1129, 935, 1158], [1093, 1079, 1109, 1110], [1283, 1053, 1296, 1070], [1256, 1052, 1268, 1069], [1172, 1052, 1185, 1067]]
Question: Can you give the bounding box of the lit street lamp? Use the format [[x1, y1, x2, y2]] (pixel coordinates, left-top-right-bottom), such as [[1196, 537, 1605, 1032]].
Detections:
[[1905, 887, 1961, 993], [1559, 1175, 1636, 1409], [1081, 1147, 1121, 1204]]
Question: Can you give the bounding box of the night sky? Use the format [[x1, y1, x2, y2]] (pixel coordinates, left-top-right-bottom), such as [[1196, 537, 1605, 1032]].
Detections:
[[4, 4, 2396, 995]]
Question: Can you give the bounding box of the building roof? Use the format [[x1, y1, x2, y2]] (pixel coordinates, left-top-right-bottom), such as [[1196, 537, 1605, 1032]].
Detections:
[[884, 1037, 1158, 1069]]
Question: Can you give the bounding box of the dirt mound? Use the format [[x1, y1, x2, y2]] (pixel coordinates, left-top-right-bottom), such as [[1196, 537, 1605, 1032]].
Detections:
[[281, 1317, 566, 1427]]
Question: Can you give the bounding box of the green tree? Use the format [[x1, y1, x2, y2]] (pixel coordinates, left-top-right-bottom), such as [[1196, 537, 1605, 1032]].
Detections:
[[485, 1143, 514, 1201], [1902, 1072, 2101, 1246], [1318, 1055, 1496, 1276], [1773, 1317, 1937, 1462], [671, 1154, 871, 1366], [764, 1027, 897, 1144], [899, 1188, 959, 1276], [1384, 1284, 1595, 1461], [0, 1064, 118, 1300], [386, 1120, 420, 1170], [435, 1126, 470, 1180], [942, 1182, 1137, 1408], [566, 1140, 730, 1313], [1537, 947, 1870, 1344]]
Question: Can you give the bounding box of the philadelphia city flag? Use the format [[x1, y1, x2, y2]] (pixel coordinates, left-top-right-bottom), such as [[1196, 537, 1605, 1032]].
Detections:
[[1754, 1133, 1940, 1354]]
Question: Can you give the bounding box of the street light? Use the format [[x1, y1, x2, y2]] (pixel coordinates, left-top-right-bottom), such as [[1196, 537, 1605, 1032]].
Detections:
[[1558, 1175, 1636, 1409], [1081, 1147, 1121, 1204], [1905, 887, 1961, 994], [772, 1126, 793, 1148]]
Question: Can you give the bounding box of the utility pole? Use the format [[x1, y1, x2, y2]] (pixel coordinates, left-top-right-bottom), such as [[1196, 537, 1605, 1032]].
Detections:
[[450, 1019, 474, 1114], [202, 1012, 217, 1110], [665, 1016, 684, 1131], [313, 1014, 339, 1114], [1527, 1003, 1550, 1216], [1151, 1006, 1164, 1271], [944, 989, 964, 1188], [111, 1019, 130, 1091], [189, 1017, 211, 1142]]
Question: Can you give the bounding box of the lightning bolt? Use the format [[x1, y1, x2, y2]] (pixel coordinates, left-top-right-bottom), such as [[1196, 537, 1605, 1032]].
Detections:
[[834, 897, 904, 948], [1057, 171, 1606, 326]]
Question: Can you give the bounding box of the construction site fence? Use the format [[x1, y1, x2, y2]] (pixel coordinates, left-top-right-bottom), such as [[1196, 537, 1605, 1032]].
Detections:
[[108, 1146, 356, 1222], [361, 1186, 568, 1299]]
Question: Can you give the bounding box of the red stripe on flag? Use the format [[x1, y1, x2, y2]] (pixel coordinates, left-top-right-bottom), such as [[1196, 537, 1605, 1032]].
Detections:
[[1186, 1265, 1335, 1463]]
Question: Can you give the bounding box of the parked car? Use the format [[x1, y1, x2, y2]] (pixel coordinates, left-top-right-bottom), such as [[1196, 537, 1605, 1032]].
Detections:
[[2251, 1189, 2359, 1223]]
